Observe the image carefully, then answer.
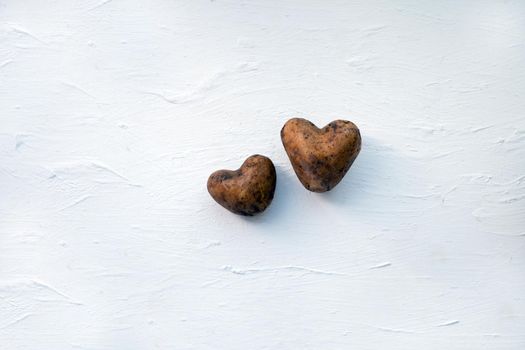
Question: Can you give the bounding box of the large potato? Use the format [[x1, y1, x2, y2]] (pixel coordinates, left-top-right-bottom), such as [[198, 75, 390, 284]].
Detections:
[[281, 118, 361, 192], [207, 155, 276, 216]]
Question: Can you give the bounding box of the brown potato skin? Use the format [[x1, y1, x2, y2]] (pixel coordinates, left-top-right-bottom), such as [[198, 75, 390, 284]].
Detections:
[[281, 118, 361, 192], [207, 155, 276, 216]]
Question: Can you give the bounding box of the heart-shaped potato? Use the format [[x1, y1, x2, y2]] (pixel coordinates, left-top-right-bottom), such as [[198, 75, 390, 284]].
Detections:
[[281, 118, 361, 192], [207, 155, 276, 216]]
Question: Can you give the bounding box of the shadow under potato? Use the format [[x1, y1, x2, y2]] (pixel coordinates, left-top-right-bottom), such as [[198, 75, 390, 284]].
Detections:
[[319, 136, 419, 219]]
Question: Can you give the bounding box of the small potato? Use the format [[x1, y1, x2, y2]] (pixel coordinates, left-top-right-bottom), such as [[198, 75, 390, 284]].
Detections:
[[281, 118, 361, 192], [207, 155, 276, 216]]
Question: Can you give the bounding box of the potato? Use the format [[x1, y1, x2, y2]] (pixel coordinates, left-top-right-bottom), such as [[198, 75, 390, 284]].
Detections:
[[281, 118, 361, 192], [207, 155, 276, 216]]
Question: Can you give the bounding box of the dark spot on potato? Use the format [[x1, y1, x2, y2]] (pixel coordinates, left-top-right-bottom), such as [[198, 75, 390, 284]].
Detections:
[[218, 172, 234, 181]]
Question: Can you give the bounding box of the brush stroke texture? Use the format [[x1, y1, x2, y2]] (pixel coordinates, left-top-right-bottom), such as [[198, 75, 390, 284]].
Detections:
[[0, 0, 524, 349]]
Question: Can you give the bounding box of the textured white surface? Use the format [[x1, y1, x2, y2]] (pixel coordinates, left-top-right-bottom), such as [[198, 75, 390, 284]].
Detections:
[[1, 1, 525, 349]]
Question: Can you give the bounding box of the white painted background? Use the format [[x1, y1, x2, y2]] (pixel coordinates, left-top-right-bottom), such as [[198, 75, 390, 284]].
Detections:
[[1, 1, 524, 349]]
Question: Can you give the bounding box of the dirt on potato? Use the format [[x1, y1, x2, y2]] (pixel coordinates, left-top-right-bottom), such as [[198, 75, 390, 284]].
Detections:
[[207, 155, 276, 216], [281, 118, 361, 192]]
